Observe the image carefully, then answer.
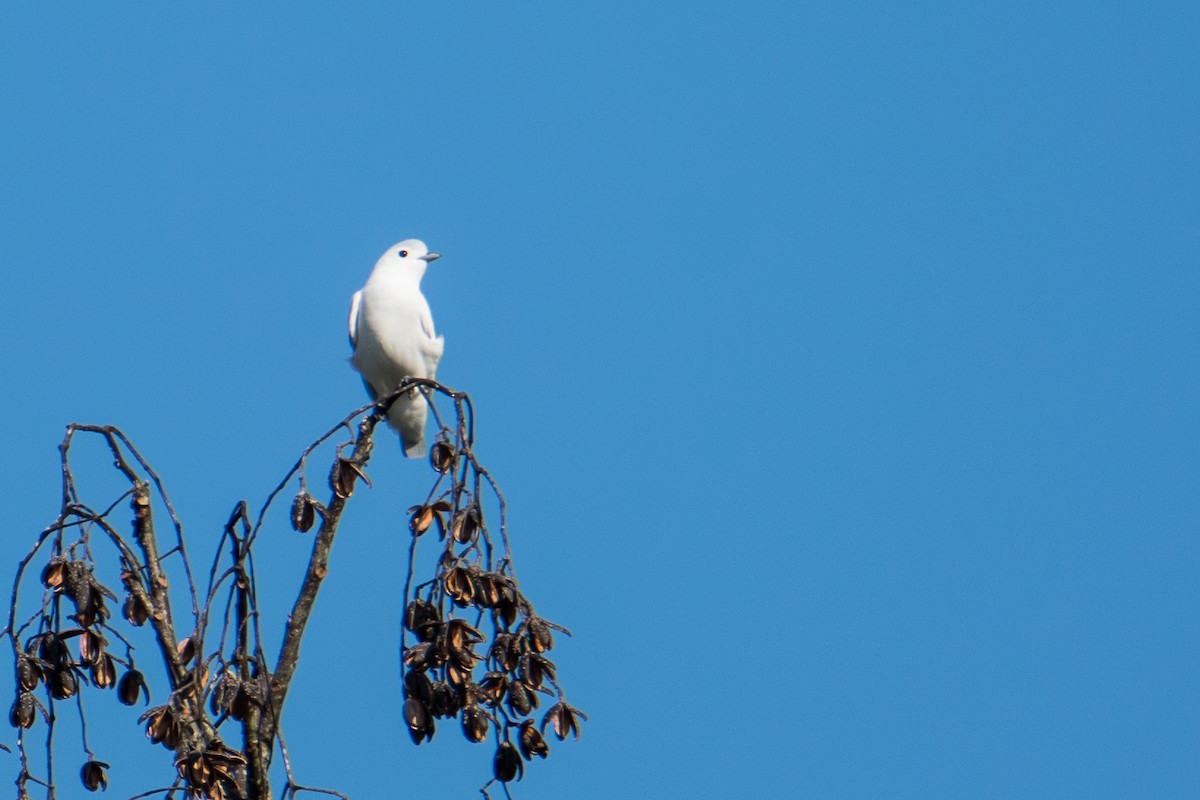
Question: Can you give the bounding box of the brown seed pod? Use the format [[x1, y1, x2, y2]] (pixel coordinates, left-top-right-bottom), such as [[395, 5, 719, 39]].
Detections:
[[90, 654, 117, 689], [506, 680, 534, 717], [209, 670, 238, 717], [205, 745, 247, 789], [141, 706, 181, 749], [407, 500, 451, 538], [478, 672, 509, 707], [409, 505, 436, 536], [61, 561, 94, 610], [429, 681, 459, 718], [49, 669, 78, 700], [122, 594, 148, 627], [429, 441, 454, 473], [527, 617, 554, 653], [41, 558, 66, 589], [290, 491, 317, 533], [446, 618, 484, 651], [117, 669, 149, 706], [78, 630, 104, 666], [80, 760, 109, 792], [402, 641, 434, 671], [490, 634, 518, 672], [518, 719, 549, 760], [443, 566, 476, 608], [446, 660, 472, 688], [493, 740, 523, 783], [460, 705, 489, 743], [404, 670, 433, 706], [9, 692, 35, 729], [496, 585, 520, 629], [541, 701, 587, 741], [452, 645, 481, 672], [176, 636, 196, 665], [38, 633, 70, 670], [474, 573, 500, 608], [403, 599, 441, 639], [403, 697, 435, 744], [330, 456, 369, 499], [518, 653, 556, 689], [16, 654, 41, 691], [450, 504, 481, 545], [175, 750, 213, 790]]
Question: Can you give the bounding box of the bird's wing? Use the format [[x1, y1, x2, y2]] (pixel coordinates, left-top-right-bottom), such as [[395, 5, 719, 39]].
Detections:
[[419, 305, 436, 342], [347, 290, 363, 350], [418, 307, 445, 372]]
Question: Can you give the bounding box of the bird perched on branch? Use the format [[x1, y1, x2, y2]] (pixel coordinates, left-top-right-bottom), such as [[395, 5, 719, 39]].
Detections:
[[348, 239, 444, 457]]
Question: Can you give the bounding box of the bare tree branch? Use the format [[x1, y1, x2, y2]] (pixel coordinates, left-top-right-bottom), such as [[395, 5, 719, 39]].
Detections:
[[5, 381, 583, 799]]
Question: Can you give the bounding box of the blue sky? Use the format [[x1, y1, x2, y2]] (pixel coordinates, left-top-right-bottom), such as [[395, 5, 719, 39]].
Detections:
[[1, 2, 1197, 798]]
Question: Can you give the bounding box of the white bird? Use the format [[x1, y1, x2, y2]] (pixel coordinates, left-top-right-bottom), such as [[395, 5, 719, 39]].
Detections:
[[348, 239, 444, 457]]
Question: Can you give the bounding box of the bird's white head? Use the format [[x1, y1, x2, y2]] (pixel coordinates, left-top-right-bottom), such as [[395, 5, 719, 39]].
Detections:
[[374, 238, 442, 279], [393, 239, 440, 265]]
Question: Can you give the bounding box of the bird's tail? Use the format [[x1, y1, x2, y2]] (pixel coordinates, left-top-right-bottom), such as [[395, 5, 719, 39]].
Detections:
[[385, 389, 430, 459]]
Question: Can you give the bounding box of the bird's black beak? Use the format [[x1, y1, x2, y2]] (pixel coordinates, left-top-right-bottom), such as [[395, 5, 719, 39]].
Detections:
[[422, 252, 441, 263]]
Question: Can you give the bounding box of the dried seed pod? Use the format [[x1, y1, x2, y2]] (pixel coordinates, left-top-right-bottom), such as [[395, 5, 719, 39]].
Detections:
[[450, 504, 480, 545], [9, 692, 35, 729], [404, 670, 433, 706], [49, 669, 78, 700], [409, 505, 435, 536], [452, 645, 481, 672], [506, 680, 533, 717], [80, 760, 109, 792], [446, 618, 484, 651], [402, 642, 433, 671], [141, 706, 181, 749], [38, 633, 70, 670], [429, 681, 458, 718], [527, 617, 554, 653], [490, 634, 518, 672], [330, 457, 369, 499], [403, 697, 434, 744], [518, 653, 555, 689], [478, 672, 508, 707], [443, 566, 475, 608], [493, 740, 523, 783], [429, 441, 454, 473], [290, 491, 317, 533], [61, 561, 93, 609], [122, 594, 148, 627], [205, 745, 247, 788], [518, 719, 549, 760], [495, 581, 520, 629], [176, 636, 196, 664], [461, 705, 489, 743], [78, 591, 109, 628], [209, 670, 238, 717], [474, 572, 500, 608], [90, 654, 117, 689], [78, 630, 104, 666], [230, 672, 266, 721], [403, 599, 441, 638], [175, 750, 213, 790], [407, 501, 450, 537], [541, 701, 587, 741], [16, 654, 41, 691], [118, 669, 149, 706], [446, 660, 472, 688], [41, 558, 66, 589]]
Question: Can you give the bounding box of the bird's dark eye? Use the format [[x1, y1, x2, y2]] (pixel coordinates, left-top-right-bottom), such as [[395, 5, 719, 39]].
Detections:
[[399, 250, 408, 258]]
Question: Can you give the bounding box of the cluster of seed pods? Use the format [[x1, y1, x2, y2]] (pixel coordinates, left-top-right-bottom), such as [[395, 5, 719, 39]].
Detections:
[[9, 556, 153, 793], [398, 440, 585, 790]]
